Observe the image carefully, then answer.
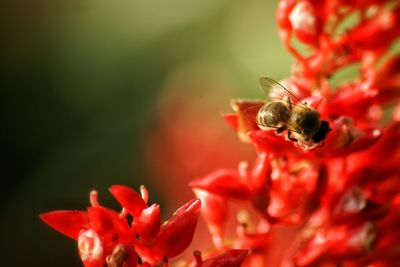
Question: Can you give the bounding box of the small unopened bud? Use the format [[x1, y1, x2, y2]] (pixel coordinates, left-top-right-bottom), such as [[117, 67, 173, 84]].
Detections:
[[78, 229, 104, 267], [289, 1, 317, 45]]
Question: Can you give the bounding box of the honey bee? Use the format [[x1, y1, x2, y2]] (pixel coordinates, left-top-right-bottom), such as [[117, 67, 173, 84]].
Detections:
[[256, 77, 331, 145]]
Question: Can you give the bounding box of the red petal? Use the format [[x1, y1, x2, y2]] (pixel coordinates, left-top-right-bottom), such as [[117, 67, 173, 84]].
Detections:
[[135, 204, 161, 242], [88, 207, 115, 233], [139, 199, 201, 264], [250, 152, 271, 191], [193, 190, 228, 249], [249, 130, 292, 154], [201, 249, 248, 267], [87, 207, 132, 247], [190, 169, 251, 199], [323, 118, 381, 157], [109, 185, 146, 217], [230, 99, 265, 142], [222, 113, 239, 131], [249, 152, 272, 214], [40, 210, 89, 240], [326, 87, 377, 120]]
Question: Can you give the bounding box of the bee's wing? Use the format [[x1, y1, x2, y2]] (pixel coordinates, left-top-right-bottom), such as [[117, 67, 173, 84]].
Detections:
[[259, 77, 310, 110]]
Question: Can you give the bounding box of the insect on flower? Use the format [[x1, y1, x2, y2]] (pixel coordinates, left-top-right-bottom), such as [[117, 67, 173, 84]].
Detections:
[[255, 77, 331, 147]]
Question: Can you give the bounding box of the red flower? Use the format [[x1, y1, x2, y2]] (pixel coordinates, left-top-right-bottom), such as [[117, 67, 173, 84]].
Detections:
[[40, 187, 201, 267], [193, 0, 400, 266]]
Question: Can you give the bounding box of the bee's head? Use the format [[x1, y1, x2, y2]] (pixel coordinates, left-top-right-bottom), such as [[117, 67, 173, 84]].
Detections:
[[311, 120, 331, 143]]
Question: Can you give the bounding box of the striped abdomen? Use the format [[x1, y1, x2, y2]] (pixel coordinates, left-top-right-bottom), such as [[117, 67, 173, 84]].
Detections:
[[256, 101, 291, 129]]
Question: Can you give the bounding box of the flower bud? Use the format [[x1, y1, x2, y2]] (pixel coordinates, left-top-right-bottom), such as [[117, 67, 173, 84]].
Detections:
[[78, 229, 104, 267], [135, 204, 161, 243], [289, 1, 318, 45], [277, 0, 296, 31]]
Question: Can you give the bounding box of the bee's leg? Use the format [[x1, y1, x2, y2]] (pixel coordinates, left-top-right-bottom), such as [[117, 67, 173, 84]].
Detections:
[[286, 131, 297, 142], [276, 126, 286, 135]]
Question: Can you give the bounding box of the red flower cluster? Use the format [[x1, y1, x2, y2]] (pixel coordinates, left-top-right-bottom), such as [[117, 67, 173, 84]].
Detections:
[[41, 0, 400, 266], [41, 186, 248, 267], [189, 0, 400, 266], [41, 186, 201, 266]]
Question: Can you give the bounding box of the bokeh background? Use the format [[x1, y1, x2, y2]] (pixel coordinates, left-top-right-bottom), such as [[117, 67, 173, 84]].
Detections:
[[1, 0, 293, 266]]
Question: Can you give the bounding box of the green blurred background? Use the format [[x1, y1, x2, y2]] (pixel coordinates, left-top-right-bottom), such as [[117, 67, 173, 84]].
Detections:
[[1, 0, 292, 266]]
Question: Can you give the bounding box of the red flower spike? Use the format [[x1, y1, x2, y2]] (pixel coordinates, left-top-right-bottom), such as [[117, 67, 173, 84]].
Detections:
[[109, 185, 146, 217], [135, 204, 161, 243], [40, 210, 89, 240], [190, 169, 251, 200], [200, 249, 248, 267], [78, 229, 104, 267]]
